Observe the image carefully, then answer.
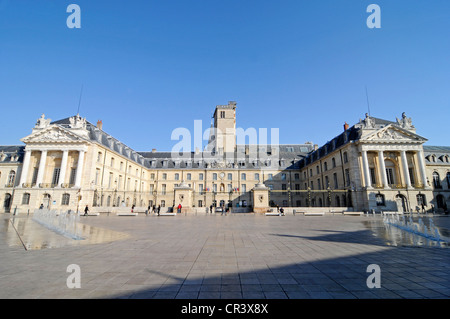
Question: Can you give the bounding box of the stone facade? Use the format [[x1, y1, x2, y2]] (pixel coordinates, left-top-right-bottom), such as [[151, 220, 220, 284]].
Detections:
[[1, 104, 449, 214]]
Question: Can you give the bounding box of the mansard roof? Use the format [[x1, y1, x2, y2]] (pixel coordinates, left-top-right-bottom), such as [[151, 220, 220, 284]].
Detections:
[[0, 145, 24, 163]]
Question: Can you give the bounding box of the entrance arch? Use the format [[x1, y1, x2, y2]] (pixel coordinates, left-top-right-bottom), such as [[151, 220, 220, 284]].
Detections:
[[395, 194, 408, 212], [43, 193, 51, 209], [3, 193, 12, 212]]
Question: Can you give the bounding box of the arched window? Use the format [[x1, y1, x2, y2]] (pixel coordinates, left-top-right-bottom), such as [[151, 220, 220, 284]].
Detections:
[[174, 173, 179, 181], [7, 170, 15, 187], [433, 172, 441, 188], [22, 193, 30, 205], [376, 194, 385, 206], [446, 172, 450, 188]]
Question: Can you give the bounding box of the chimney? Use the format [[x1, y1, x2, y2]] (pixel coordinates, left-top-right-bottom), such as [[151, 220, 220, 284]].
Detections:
[[343, 122, 349, 131], [97, 120, 103, 130], [152, 148, 157, 153]]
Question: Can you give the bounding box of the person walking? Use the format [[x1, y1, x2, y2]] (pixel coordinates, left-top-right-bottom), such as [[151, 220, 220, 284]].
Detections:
[[84, 205, 89, 216], [177, 203, 182, 213], [157, 205, 161, 216]]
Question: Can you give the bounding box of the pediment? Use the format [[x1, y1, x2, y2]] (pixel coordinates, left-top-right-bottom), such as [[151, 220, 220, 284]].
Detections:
[[21, 126, 86, 144], [361, 125, 427, 143]]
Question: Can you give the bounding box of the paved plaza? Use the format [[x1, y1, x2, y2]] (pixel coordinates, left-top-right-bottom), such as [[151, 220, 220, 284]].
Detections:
[[0, 212, 449, 299]]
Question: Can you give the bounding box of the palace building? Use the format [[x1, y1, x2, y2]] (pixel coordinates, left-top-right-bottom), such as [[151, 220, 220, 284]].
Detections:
[[1, 102, 449, 214]]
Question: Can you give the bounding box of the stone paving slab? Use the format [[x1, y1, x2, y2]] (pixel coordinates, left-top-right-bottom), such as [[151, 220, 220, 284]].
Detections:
[[0, 213, 449, 299]]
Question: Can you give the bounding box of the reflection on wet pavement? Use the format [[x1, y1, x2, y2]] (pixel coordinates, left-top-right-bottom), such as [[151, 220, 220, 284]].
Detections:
[[2, 215, 129, 250], [364, 215, 450, 248]]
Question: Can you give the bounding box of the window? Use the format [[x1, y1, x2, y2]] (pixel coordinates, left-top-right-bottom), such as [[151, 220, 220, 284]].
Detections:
[[281, 173, 286, 180], [108, 173, 113, 188], [161, 200, 165, 207], [376, 194, 385, 206], [370, 168, 376, 185], [447, 172, 450, 188], [345, 169, 350, 187], [282, 184, 287, 195], [110, 157, 115, 167], [94, 169, 100, 185], [213, 184, 217, 192], [325, 176, 329, 188], [220, 111, 225, 118], [162, 173, 167, 180], [333, 173, 338, 189], [199, 173, 204, 180], [213, 173, 217, 180], [416, 194, 426, 206], [199, 184, 204, 192], [227, 173, 232, 180], [228, 184, 232, 192], [7, 170, 16, 187], [161, 184, 166, 195], [97, 152, 102, 163], [255, 173, 260, 181], [324, 162, 328, 171], [32, 167, 39, 185], [150, 173, 155, 180], [186, 173, 191, 181], [69, 168, 76, 185], [241, 173, 246, 180], [433, 172, 441, 188], [343, 152, 348, 163], [52, 168, 61, 186], [175, 173, 180, 180], [408, 168, 415, 186], [22, 193, 30, 205], [294, 173, 300, 180], [61, 193, 70, 206], [198, 200, 203, 207], [317, 179, 321, 190], [332, 158, 336, 168], [241, 184, 246, 193], [316, 166, 320, 174]]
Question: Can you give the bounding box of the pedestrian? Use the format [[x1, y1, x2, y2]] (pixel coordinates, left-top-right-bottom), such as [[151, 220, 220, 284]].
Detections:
[[39, 203, 44, 210], [84, 205, 89, 216], [280, 207, 285, 216], [131, 204, 135, 213], [177, 203, 182, 213], [146, 205, 150, 216], [152, 205, 156, 214], [210, 204, 213, 214], [157, 205, 161, 216]]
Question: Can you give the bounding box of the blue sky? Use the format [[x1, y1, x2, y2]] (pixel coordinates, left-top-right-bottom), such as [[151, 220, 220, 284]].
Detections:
[[1, 0, 449, 151]]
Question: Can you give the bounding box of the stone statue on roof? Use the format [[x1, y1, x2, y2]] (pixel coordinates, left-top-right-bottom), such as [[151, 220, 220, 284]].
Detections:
[[396, 112, 414, 129], [35, 114, 51, 129]]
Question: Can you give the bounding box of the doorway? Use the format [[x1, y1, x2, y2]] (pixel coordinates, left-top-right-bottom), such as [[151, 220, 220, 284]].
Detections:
[[395, 194, 408, 212]]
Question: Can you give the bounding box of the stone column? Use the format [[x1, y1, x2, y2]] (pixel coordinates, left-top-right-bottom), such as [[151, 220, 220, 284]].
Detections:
[[416, 150, 428, 188], [361, 150, 372, 189], [400, 150, 412, 189], [35, 150, 47, 187], [377, 150, 389, 189], [18, 149, 32, 187], [58, 150, 69, 187], [74, 150, 85, 188]]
